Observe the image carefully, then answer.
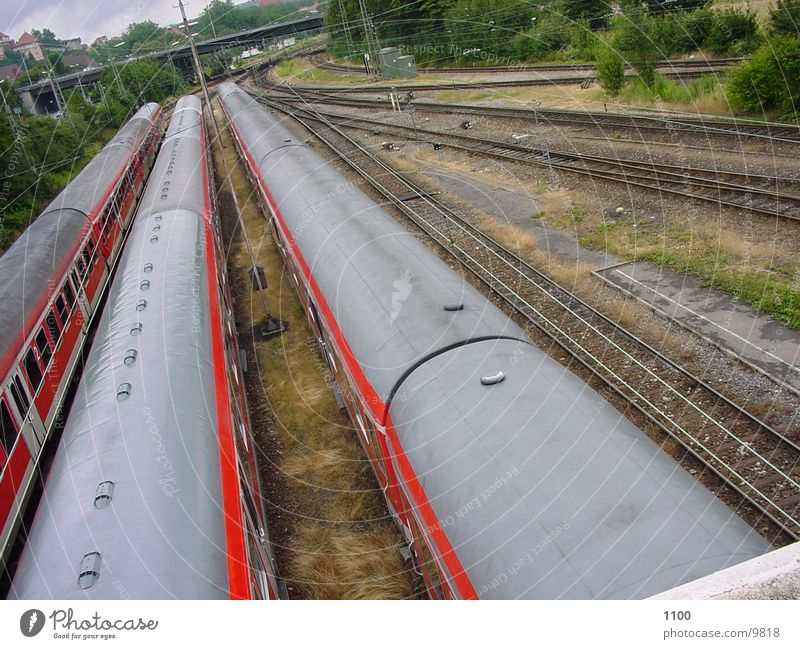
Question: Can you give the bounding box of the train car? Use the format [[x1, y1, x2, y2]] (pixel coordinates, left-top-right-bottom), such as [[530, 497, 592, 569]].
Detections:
[[219, 82, 772, 600], [9, 95, 280, 599], [0, 103, 164, 565]]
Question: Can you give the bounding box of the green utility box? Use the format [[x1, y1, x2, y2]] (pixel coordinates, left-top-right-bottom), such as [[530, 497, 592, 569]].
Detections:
[[377, 47, 401, 78], [396, 55, 417, 78]]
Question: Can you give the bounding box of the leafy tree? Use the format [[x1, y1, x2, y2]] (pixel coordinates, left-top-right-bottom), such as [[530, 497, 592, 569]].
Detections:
[[706, 8, 761, 54], [122, 21, 171, 55], [769, 0, 800, 37], [103, 58, 185, 107], [31, 28, 57, 42], [728, 36, 800, 118], [597, 48, 625, 95], [613, 12, 662, 86]]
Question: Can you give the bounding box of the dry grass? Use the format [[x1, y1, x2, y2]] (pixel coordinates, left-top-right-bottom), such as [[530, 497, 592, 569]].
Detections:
[[290, 526, 415, 599], [210, 104, 420, 600]]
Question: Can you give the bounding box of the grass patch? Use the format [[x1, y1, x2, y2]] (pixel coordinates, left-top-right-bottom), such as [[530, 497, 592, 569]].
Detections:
[[543, 204, 800, 328], [211, 103, 420, 599]]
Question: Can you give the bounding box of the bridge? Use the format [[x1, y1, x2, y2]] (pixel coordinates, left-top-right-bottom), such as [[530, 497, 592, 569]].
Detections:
[[15, 15, 325, 114]]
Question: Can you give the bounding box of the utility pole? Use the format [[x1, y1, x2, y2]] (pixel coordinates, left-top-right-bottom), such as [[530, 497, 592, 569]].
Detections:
[[337, 0, 355, 61], [175, 0, 282, 336], [176, 0, 223, 147], [358, 0, 380, 77]]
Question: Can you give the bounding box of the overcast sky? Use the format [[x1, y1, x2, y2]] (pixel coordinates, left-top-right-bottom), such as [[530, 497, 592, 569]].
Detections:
[[2, 0, 203, 43]]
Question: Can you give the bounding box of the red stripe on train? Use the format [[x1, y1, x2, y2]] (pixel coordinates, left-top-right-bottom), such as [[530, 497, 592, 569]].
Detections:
[[223, 104, 478, 599], [199, 122, 250, 600]]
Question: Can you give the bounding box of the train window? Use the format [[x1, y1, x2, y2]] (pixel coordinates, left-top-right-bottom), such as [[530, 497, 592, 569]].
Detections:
[[23, 349, 43, 394], [63, 281, 76, 309], [1, 399, 19, 458], [417, 534, 446, 600], [55, 294, 68, 323], [46, 309, 61, 345], [82, 246, 92, 270], [10, 376, 30, 416], [35, 329, 52, 367]]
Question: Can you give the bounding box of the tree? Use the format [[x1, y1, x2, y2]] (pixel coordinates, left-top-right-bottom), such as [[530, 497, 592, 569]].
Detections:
[[105, 58, 185, 106], [31, 28, 57, 42], [769, 0, 800, 37], [597, 49, 625, 95], [123, 21, 170, 54], [613, 12, 662, 86], [706, 9, 761, 54], [728, 36, 800, 118]]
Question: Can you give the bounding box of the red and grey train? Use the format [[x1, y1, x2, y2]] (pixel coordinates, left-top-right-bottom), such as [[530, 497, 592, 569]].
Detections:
[[9, 95, 279, 599], [0, 102, 163, 565], [220, 82, 771, 600]]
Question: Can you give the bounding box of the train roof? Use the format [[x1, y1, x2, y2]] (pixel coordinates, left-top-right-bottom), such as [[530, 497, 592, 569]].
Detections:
[[0, 102, 160, 378], [218, 83, 525, 409], [388, 339, 772, 598], [9, 97, 230, 599]]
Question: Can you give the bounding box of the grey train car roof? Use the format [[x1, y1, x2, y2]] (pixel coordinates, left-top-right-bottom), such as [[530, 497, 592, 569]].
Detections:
[[9, 96, 230, 599], [388, 339, 772, 599], [220, 83, 772, 599], [218, 82, 524, 402], [0, 102, 159, 370]]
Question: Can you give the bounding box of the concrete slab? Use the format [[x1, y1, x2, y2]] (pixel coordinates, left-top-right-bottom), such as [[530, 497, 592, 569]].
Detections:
[[597, 260, 800, 394], [420, 165, 619, 268], [651, 541, 800, 599]]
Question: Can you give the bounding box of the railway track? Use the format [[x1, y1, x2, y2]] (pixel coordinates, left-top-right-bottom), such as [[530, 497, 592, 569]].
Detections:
[[312, 54, 745, 76], [259, 97, 800, 222], [261, 92, 800, 543], [266, 88, 800, 144]]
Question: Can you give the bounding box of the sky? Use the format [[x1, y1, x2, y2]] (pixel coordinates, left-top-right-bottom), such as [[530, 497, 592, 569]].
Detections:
[[1, 0, 204, 44]]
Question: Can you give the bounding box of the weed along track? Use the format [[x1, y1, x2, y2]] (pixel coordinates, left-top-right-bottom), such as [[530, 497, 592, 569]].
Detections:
[[209, 105, 423, 599]]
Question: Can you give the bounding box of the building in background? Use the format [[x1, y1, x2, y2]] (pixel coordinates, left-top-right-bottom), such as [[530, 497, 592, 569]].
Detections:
[[13, 32, 44, 61]]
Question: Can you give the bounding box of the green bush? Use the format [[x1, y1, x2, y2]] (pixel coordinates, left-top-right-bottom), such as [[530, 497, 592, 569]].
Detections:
[[706, 9, 761, 54], [769, 0, 800, 37], [597, 49, 626, 95], [727, 36, 800, 118]]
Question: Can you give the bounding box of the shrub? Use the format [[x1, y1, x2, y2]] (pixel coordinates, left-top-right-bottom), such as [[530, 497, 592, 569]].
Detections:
[[597, 49, 626, 95], [727, 36, 800, 117], [706, 9, 761, 55], [769, 0, 800, 37]]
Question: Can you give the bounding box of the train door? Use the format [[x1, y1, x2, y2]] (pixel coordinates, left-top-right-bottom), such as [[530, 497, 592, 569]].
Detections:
[[5, 374, 44, 455], [70, 269, 90, 330]]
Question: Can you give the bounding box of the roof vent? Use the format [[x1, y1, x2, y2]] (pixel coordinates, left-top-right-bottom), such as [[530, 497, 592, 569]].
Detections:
[[444, 303, 464, 312], [154, 215, 163, 222], [94, 481, 115, 509], [140, 280, 150, 291], [143, 263, 154, 273], [150, 235, 159, 244], [78, 552, 102, 589], [123, 349, 138, 366], [116, 383, 132, 401], [136, 299, 147, 311], [480, 371, 506, 386], [130, 322, 143, 336], [152, 224, 161, 232]]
